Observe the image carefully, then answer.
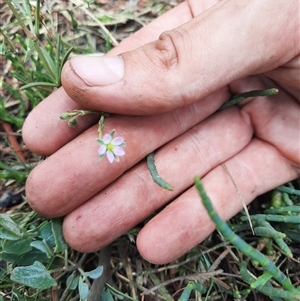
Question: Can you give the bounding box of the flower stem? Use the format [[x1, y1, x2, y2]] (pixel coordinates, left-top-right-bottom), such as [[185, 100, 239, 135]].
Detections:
[[220, 88, 278, 110], [98, 115, 106, 139]]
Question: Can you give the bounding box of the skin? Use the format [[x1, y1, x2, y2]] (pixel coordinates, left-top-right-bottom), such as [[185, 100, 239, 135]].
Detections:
[[23, 0, 300, 264]]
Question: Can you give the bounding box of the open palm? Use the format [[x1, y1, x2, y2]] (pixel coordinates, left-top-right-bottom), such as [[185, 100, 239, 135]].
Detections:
[[23, 0, 300, 264]]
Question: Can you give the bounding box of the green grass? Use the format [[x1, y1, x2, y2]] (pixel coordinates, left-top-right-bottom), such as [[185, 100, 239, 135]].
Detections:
[[1, 1, 299, 300]]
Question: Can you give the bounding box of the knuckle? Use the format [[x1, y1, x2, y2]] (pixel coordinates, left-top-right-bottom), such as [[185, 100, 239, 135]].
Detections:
[[151, 30, 183, 69]]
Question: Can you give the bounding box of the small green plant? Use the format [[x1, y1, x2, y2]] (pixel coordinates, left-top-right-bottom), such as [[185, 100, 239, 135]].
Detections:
[[194, 177, 300, 301], [1, 1, 117, 299], [1, 0, 75, 185], [4, 0, 73, 89], [0, 211, 106, 300], [1, 0, 299, 300]]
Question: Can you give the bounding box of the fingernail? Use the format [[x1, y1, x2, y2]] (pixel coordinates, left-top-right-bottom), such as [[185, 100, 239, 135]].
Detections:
[[69, 55, 124, 86]]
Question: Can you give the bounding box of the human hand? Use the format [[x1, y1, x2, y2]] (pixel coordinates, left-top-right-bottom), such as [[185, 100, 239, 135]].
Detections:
[[23, 0, 300, 264]]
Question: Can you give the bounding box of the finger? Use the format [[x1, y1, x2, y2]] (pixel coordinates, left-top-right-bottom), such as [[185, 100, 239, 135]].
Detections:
[[25, 88, 227, 217], [109, 0, 221, 55], [61, 107, 253, 253], [22, 0, 216, 156], [22, 88, 100, 155], [136, 78, 300, 264], [137, 138, 299, 264], [61, 0, 299, 114], [230, 75, 300, 165], [264, 55, 300, 90]]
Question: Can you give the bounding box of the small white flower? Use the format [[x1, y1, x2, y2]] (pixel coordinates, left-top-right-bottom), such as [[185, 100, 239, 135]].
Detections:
[[97, 130, 125, 163]]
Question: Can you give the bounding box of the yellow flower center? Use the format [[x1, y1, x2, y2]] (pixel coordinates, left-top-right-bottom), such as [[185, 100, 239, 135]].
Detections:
[[107, 143, 114, 151]]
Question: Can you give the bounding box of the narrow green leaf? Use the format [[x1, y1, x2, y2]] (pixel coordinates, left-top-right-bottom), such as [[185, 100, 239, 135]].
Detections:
[[55, 34, 61, 82], [34, 0, 41, 36], [11, 288, 27, 301], [51, 218, 67, 253], [24, 39, 35, 62], [58, 46, 73, 86], [79, 276, 89, 300], [0, 214, 22, 240], [11, 261, 57, 290], [84, 266, 103, 279], [100, 289, 114, 301], [0, 93, 23, 125], [30, 240, 53, 258], [3, 237, 32, 255], [0, 252, 20, 264], [23, 0, 35, 31], [147, 271, 173, 301], [17, 249, 50, 266], [0, 42, 5, 55], [1, 81, 26, 107], [0, 264, 7, 281], [1, 245, 50, 266], [66, 273, 79, 290], [178, 281, 193, 301], [40, 47, 56, 78], [0, 28, 15, 52], [11, 70, 28, 83], [20, 81, 58, 90], [38, 221, 55, 247], [61, 46, 73, 67]]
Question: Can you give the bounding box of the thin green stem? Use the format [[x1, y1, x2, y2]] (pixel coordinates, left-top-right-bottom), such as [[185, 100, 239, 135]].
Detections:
[[282, 192, 294, 206], [105, 283, 139, 301], [277, 185, 300, 196], [241, 214, 300, 224], [264, 206, 300, 214], [240, 262, 299, 300], [98, 115, 105, 139], [220, 88, 278, 110], [35, 0, 41, 37], [254, 227, 285, 239], [194, 177, 298, 294]]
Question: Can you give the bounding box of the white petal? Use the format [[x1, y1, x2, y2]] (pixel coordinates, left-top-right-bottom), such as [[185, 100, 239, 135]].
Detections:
[[113, 146, 125, 156], [112, 137, 124, 145], [106, 151, 115, 163], [102, 133, 112, 144], [98, 145, 107, 155]]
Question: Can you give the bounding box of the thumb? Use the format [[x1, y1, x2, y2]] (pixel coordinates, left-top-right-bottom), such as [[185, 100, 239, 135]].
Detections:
[[61, 0, 298, 115]]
